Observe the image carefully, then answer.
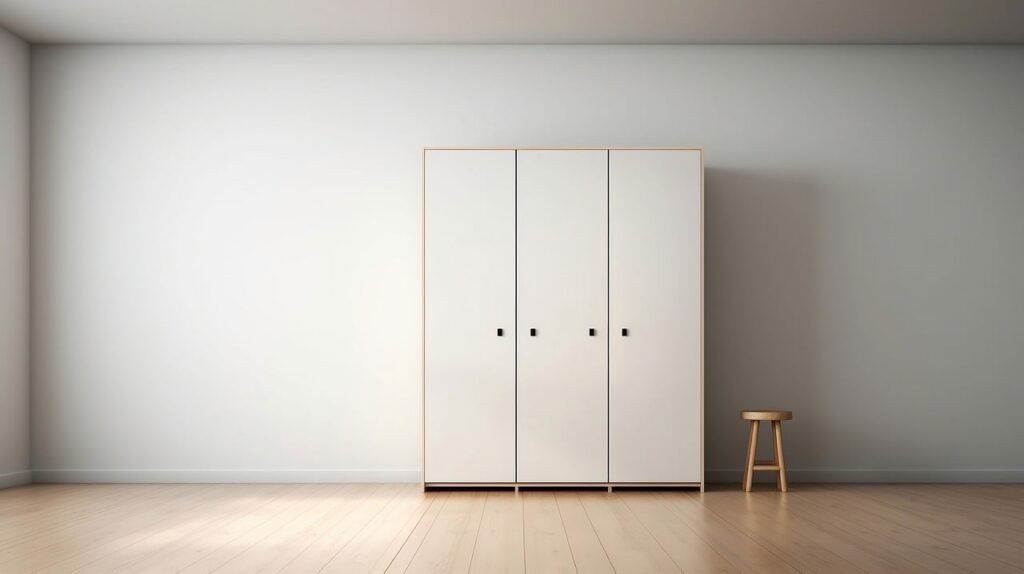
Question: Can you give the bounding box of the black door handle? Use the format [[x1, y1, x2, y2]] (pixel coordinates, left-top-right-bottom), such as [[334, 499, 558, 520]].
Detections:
[[589, 328, 596, 336], [530, 328, 537, 336], [621, 328, 628, 336], [497, 328, 503, 336]]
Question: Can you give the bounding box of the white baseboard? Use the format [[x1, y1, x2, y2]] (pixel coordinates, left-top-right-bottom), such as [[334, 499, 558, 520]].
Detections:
[[706, 468, 1024, 483], [33, 468, 422, 484], [0, 470, 33, 489]]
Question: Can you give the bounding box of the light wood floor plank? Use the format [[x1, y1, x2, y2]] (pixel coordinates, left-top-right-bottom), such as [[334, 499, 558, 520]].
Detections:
[[369, 493, 443, 573], [320, 487, 434, 573], [277, 483, 401, 573], [812, 486, 1024, 573], [660, 491, 800, 573], [106, 483, 305, 573], [695, 491, 864, 573], [522, 492, 575, 574], [405, 491, 486, 574], [213, 484, 371, 573], [553, 492, 614, 574], [0, 484, 221, 572], [468, 492, 525, 574], [932, 484, 1024, 516], [793, 488, 975, 573], [38, 484, 284, 574], [176, 483, 338, 574], [1, 484, 1023, 574], [383, 491, 449, 574], [709, 488, 916, 573], [0, 484, 174, 548], [763, 486, 938, 573], [861, 484, 1024, 541], [579, 491, 680, 573], [0, 484, 131, 520], [621, 492, 739, 574]]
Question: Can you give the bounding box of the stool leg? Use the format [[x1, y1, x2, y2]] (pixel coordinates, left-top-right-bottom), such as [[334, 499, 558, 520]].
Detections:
[[743, 420, 759, 492], [745, 421, 753, 487], [771, 421, 781, 490], [772, 420, 788, 492]]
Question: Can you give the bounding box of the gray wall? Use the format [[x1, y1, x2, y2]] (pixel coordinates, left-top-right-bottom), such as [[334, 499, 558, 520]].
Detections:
[[0, 26, 30, 489], [30, 45, 1024, 482]]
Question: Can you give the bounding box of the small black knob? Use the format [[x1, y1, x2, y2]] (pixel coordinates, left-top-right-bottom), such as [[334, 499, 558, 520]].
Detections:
[[621, 328, 628, 336], [589, 328, 596, 336], [530, 328, 537, 336], [497, 328, 503, 336]]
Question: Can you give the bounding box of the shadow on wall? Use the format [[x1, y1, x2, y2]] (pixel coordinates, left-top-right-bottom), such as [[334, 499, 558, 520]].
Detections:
[[704, 166, 826, 482]]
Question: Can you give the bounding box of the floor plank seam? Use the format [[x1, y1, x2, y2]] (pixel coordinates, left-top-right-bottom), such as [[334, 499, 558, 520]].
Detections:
[[820, 487, 1024, 571], [208, 482, 337, 573], [315, 485, 404, 573], [520, 493, 528, 574], [397, 490, 450, 573], [688, 487, 864, 572], [191, 483, 334, 573], [619, 494, 684, 573], [575, 493, 617, 574], [553, 493, 581, 574], [780, 490, 935, 572], [1, 483, 222, 572], [173, 484, 309, 573], [62, 483, 288, 573], [378, 494, 439, 573], [791, 489, 975, 573], [278, 483, 375, 573], [674, 491, 804, 573], [131, 483, 297, 573], [692, 492, 809, 573], [0, 483, 176, 550], [674, 492, 774, 573]]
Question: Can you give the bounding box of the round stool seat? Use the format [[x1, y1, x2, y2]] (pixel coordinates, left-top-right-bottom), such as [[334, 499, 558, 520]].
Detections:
[[742, 410, 792, 421]]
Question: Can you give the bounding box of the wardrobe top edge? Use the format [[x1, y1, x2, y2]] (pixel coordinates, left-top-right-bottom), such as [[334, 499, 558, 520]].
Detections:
[[423, 147, 704, 151]]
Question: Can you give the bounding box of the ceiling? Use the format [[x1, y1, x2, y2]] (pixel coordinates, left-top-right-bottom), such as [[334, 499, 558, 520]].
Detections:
[[1, 0, 1023, 44]]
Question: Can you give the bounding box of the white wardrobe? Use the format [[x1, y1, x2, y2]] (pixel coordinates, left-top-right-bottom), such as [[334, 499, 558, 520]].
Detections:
[[424, 148, 703, 488]]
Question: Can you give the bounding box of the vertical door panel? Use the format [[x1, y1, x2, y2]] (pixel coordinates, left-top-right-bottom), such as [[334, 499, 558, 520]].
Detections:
[[609, 150, 702, 483], [517, 150, 608, 483], [425, 150, 515, 483]]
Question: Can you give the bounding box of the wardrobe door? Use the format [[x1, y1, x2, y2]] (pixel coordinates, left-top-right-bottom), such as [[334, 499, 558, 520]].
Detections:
[[424, 150, 516, 484], [517, 150, 608, 483], [609, 149, 702, 484]]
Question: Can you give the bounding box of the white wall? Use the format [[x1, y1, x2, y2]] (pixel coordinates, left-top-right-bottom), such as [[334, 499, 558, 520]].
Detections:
[[0, 26, 30, 489], [31, 45, 1024, 483]]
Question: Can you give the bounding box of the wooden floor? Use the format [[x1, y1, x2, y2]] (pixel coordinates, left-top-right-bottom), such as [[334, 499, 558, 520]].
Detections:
[[1, 483, 1023, 573]]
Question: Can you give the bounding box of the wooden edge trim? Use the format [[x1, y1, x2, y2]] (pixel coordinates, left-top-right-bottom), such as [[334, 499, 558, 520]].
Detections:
[[700, 147, 705, 493], [421, 147, 427, 491]]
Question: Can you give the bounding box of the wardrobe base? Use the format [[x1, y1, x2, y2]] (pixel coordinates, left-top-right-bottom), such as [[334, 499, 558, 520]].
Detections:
[[424, 482, 703, 492]]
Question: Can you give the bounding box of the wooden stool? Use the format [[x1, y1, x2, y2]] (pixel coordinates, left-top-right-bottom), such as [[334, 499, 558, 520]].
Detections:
[[741, 410, 792, 492]]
